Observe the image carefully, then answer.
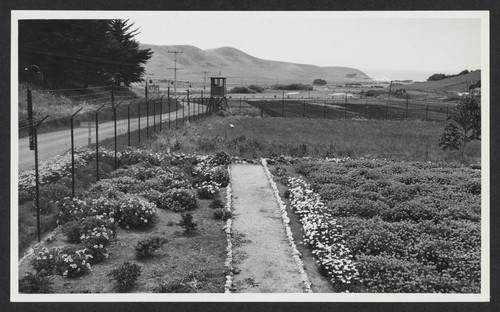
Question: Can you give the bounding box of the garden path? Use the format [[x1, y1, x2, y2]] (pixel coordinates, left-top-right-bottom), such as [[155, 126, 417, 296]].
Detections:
[[230, 163, 304, 293]]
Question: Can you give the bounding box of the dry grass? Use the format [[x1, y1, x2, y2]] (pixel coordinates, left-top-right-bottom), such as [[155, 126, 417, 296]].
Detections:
[[148, 115, 480, 163]]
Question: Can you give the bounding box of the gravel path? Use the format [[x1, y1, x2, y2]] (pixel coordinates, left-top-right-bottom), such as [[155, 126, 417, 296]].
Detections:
[[230, 163, 304, 293]]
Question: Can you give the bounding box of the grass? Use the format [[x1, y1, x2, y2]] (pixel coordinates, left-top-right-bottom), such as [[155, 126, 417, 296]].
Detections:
[[147, 115, 480, 163]]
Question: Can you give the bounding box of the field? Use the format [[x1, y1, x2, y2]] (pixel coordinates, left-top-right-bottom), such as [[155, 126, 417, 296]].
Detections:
[[147, 115, 480, 163], [268, 158, 481, 293]]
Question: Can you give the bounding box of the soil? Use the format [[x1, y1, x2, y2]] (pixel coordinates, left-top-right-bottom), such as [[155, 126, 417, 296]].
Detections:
[[229, 163, 304, 293]]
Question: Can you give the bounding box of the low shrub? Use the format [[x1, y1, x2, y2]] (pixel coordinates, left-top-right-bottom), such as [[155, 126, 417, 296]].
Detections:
[[19, 273, 53, 293], [108, 262, 142, 292], [31, 247, 61, 274], [209, 197, 225, 209], [212, 208, 232, 221], [158, 188, 197, 212], [135, 236, 164, 259], [213, 151, 231, 166], [197, 183, 220, 200], [178, 212, 197, 235], [55, 247, 92, 278], [116, 195, 157, 229], [212, 166, 230, 187]]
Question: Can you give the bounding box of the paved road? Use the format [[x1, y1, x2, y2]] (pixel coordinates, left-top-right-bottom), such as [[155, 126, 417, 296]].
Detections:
[[18, 102, 205, 172]]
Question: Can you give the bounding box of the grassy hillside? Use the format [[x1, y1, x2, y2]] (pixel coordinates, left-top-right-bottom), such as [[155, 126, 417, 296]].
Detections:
[[141, 44, 370, 85], [404, 70, 481, 92]]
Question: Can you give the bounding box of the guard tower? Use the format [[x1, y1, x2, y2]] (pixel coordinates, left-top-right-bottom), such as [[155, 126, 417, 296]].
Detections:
[[210, 77, 227, 97]]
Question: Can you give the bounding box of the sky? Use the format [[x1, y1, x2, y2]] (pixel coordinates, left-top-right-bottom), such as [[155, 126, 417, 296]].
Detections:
[[128, 11, 484, 80]]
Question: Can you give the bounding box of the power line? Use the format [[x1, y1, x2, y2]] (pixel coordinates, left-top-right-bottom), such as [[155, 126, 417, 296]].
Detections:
[[167, 50, 183, 97]]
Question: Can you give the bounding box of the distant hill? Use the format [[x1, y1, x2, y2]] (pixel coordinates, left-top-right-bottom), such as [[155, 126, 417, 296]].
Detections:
[[403, 70, 481, 92], [140, 44, 370, 85]]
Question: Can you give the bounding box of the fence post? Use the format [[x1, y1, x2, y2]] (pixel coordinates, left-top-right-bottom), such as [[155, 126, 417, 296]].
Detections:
[[282, 90, 285, 117], [426, 103, 428, 121], [160, 94, 165, 132], [33, 115, 49, 242], [406, 94, 409, 120], [187, 90, 190, 122], [153, 97, 156, 133], [146, 98, 150, 139], [176, 96, 179, 127], [95, 104, 106, 181], [168, 87, 171, 129], [240, 97, 242, 115], [261, 99, 263, 117], [70, 107, 83, 198], [344, 96, 348, 119], [138, 99, 141, 144], [127, 102, 132, 146], [365, 101, 368, 119], [446, 104, 449, 120], [113, 102, 122, 170], [304, 100, 306, 118]]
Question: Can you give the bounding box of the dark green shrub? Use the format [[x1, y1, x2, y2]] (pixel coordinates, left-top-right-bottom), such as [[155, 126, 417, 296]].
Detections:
[[213, 208, 232, 221], [158, 188, 197, 212], [135, 236, 164, 259], [197, 184, 220, 200], [19, 273, 53, 293], [213, 151, 231, 166], [209, 197, 225, 209], [178, 212, 197, 235], [212, 166, 230, 187], [116, 195, 157, 229], [31, 247, 61, 274], [108, 262, 142, 292]]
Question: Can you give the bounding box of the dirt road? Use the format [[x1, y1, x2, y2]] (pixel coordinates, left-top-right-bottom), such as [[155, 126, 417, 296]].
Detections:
[[230, 163, 305, 293]]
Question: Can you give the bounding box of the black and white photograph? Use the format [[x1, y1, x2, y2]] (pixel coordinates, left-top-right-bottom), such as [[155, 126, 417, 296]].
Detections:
[[7, 8, 493, 305]]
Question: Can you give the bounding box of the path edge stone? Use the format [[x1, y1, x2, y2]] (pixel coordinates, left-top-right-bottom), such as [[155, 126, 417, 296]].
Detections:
[[260, 158, 313, 293]]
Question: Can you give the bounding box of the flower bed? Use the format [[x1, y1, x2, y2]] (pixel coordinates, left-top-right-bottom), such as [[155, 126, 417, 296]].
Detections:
[[286, 176, 359, 292], [292, 158, 481, 293]]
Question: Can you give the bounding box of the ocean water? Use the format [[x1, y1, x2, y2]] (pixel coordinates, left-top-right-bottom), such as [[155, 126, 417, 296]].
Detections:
[[361, 69, 451, 82]]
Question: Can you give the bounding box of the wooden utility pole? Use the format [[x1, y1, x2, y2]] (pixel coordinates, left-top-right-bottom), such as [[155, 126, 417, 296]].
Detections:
[[168, 50, 183, 97]]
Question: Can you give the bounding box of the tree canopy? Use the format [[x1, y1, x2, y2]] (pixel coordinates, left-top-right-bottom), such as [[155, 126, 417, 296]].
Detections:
[[19, 19, 153, 88], [313, 79, 327, 86]]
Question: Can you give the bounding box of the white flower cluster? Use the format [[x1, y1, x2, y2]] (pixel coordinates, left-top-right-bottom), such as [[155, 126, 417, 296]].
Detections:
[[260, 158, 313, 293], [287, 177, 360, 287], [223, 166, 234, 293], [19, 147, 116, 200]]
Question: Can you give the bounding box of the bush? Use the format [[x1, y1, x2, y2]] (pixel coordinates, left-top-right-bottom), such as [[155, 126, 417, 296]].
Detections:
[[116, 195, 157, 229], [212, 166, 230, 187], [31, 247, 61, 274], [19, 273, 53, 293], [213, 208, 232, 221], [213, 151, 231, 166], [62, 217, 116, 245], [108, 262, 142, 292], [55, 247, 92, 278], [158, 188, 197, 212], [135, 236, 164, 259], [197, 183, 220, 199], [209, 197, 225, 209], [248, 85, 263, 93], [178, 212, 197, 235]]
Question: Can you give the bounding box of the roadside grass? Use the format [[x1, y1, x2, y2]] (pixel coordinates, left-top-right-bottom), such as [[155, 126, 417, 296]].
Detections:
[[147, 115, 480, 163]]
